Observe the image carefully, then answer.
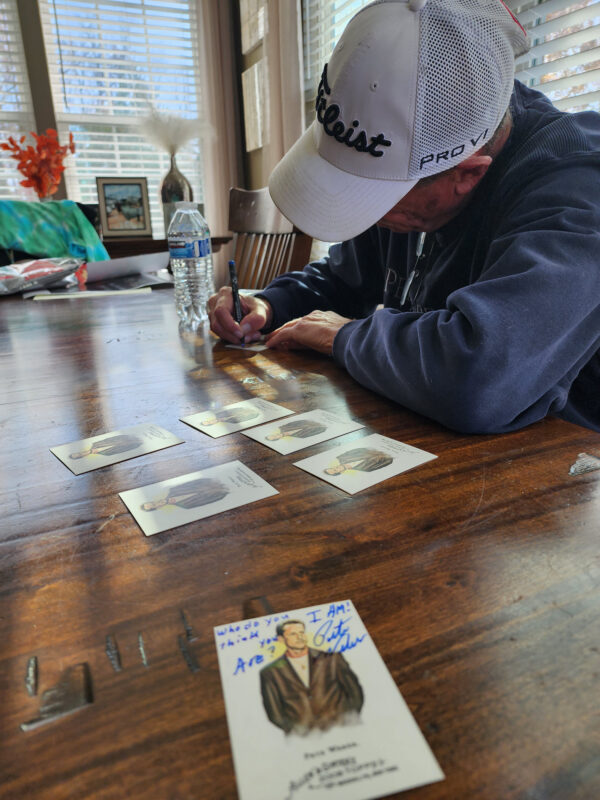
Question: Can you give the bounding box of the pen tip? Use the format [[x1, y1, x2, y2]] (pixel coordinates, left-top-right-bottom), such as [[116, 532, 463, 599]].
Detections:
[[229, 260, 235, 267]]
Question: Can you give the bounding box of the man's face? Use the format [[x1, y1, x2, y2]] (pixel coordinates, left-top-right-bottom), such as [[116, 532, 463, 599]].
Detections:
[[281, 623, 307, 652], [377, 172, 465, 233], [141, 498, 167, 511], [324, 463, 346, 475]]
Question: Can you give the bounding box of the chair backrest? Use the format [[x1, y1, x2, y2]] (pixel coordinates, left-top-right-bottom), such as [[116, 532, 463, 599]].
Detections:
[[228, 186, 302, 289]]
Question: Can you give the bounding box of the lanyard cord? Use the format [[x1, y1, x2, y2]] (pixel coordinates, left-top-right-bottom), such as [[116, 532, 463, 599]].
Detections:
[[399, 232, 436, 307]]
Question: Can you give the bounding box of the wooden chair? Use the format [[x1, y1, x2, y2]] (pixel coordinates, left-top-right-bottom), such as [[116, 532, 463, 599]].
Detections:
[[228, 187, 311, 289]]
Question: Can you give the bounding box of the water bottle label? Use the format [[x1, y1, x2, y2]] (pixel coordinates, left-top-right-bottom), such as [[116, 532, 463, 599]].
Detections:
[[169, 238, 211, 258]]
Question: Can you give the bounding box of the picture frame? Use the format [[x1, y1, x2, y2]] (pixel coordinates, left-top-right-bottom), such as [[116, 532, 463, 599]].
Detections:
[[96, 177, 152, 238]]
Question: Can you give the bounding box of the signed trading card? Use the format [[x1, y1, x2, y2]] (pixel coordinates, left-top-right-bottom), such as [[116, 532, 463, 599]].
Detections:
[[50, 423, 183, 475], [119, 460, 278, 536], [180, 398, 293, 438], [225, 342, 269, 352], [293, 433, 437, 495], [214, 600, 444, 800], [242, 409, 365, 454]]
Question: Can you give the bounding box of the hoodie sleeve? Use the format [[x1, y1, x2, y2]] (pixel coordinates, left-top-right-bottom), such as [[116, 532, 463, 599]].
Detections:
[[257, 226, 387, 330]]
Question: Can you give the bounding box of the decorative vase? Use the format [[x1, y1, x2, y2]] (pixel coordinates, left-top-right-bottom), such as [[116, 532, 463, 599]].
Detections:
[[160, 154, 193, 234]]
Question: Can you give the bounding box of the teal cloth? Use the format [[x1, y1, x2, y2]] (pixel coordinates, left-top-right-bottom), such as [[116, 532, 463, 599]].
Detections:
[[0, 199, 109, 262]]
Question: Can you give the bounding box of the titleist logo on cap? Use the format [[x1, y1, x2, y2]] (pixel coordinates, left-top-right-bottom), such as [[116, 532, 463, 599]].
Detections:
[[315, 65, 392, 158]]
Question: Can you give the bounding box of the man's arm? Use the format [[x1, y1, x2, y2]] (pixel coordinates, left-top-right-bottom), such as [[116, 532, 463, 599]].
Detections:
[[259, 156, 600, 434], [257, 226, 386, 331], [208, 226, 387, 344], [264, 309, 352, 354], [334, 160, 600, 433]]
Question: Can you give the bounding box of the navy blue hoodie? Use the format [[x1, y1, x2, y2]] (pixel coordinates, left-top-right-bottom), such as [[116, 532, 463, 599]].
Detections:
[[259, 83, 600, 434]]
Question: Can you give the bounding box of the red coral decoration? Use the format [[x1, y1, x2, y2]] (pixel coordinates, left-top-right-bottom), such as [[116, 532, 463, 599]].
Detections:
[[0, 128, 75, 200]]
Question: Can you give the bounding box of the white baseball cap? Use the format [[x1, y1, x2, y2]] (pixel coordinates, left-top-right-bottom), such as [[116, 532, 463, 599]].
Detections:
[[269, 0, 528, 242]]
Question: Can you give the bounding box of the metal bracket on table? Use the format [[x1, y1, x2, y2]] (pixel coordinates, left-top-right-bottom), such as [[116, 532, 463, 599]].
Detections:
[[138, 632, 149, 667], [25, 656, 38, 697], [243, 596, 274, 620], [178, 634, 201, 674], [180, 608, 198, 642], [20, 663, 93, 732], [105, 634, 123, 672], [569, 452, 600, 476], [177, 608, 201, 673]]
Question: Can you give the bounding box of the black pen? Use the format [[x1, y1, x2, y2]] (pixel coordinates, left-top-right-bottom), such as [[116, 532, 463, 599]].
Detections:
[[228, 259, 244, 345]]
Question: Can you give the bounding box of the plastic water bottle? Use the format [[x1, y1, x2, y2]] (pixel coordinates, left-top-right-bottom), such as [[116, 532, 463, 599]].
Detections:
[[167, 202, 214, 326]]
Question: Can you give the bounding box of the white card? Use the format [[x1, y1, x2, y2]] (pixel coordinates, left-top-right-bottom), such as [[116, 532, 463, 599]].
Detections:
[[119, 460, 278, 536], [293, 433, 437, 495], [180, 397, 293, 438], [225, 342, 269, 352], [215, 600, 444, 800], [50, 423, 183, 475], [242, 408, 365, 454]]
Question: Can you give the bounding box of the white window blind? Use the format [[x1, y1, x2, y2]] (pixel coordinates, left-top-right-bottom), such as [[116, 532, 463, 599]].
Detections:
[[505, 0, 600, 113], [0, 0, 36, 199], [303, 1, 600, 118], [39, 0, 205, 237], [302, 0, 370, 119]]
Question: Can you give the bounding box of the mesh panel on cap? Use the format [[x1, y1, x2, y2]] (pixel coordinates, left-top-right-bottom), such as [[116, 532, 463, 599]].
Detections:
[[408, 0, 520, 179]]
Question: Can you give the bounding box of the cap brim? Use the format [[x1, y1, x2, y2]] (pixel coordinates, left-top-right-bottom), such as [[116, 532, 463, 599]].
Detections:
[[268, 121, 418, 242]]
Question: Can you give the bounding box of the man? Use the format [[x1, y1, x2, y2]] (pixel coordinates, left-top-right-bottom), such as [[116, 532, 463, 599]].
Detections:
[[266, 419, 327, 440], [260, 620, 363, 735], [69, 434, 143, 459], [209, 0, 600, 435], [141, 477, 228, 512], [324, 447, 393, 475]]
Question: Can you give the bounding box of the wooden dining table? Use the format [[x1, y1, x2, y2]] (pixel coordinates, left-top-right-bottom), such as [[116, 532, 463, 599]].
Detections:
[[1, 289, 599, 799]]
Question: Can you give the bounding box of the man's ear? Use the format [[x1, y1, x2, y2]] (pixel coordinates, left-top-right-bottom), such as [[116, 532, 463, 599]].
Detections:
[[453, 155, 492, 196]]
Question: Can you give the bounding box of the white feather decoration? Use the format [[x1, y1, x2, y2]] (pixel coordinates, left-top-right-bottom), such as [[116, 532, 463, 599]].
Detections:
[[139, 108, 214, 155]]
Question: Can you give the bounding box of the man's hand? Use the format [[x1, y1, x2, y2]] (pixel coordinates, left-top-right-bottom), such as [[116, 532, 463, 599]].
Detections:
[[208, 287, 273, 343], [265, 310, 351, 355]]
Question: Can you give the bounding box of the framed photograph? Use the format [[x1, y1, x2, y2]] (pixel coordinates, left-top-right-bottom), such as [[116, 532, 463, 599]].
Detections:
[[96, 177, 152, 238]]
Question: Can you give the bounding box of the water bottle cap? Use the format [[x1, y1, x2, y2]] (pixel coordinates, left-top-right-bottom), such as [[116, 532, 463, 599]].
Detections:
[[175, 201, 196, 209]]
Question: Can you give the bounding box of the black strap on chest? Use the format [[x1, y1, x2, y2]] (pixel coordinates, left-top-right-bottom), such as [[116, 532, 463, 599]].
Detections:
[[400, 232, 437, 308]]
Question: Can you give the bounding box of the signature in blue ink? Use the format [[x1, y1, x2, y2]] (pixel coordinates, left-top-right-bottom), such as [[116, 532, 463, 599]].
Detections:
[[313, 616, 365, 653]]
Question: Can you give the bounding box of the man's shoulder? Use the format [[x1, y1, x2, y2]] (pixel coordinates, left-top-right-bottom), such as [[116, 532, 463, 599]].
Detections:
[[260, 655, 288, 675], [511, 80, 600, 162], [309, 647, 343, 663]]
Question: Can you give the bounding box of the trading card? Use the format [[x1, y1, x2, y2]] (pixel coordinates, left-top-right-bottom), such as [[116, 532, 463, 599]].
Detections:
[[293, 433, 437, 495], [50, 423, 183, 475], [119, 460, 278, 536], [226, 342, 270, 352], [181, 398, 293, 438], [214, 600, 444, 800], [242, 408, 364, 454]]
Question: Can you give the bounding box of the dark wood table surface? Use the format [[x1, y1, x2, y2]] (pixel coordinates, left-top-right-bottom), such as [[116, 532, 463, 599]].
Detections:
[[1, 291, 599, 800]]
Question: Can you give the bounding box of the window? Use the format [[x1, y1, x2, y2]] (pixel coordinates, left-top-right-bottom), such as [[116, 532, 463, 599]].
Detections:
[[302, 0, 370, 121], [302, 1, 600, 117], [0, 0, 36, 198], [40, 0, 205, 236], [0, 0, 205, 237], [506, 0, 600, 113]]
